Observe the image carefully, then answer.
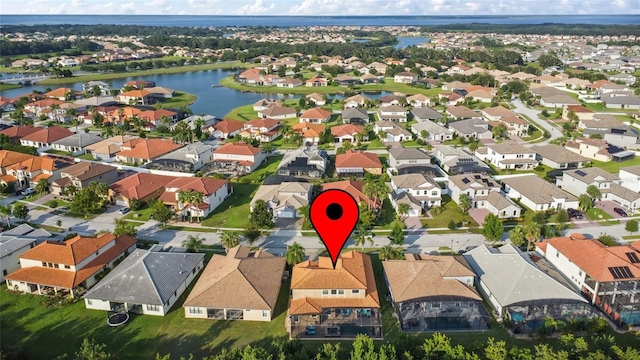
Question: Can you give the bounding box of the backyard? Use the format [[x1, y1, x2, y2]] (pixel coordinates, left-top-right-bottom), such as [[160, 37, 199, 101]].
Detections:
[[420, 196, 479, 230], [200, 183, 258, 229]]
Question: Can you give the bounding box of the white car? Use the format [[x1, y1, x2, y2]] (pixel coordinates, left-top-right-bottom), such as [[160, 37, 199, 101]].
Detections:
[[20, 188, 35, 196], [118, 207, 131, 215]]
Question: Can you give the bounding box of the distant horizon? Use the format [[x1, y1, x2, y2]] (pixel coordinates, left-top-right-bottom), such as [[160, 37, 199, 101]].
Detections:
[[2, 14, 639, 17]]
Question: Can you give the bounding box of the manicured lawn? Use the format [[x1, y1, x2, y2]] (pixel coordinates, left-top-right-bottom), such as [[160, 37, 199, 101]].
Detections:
[[164, 225, 219, 233], [0, 83, 21, 90], [221, 76, 349, 94], [374, 199, 398, 230], [45, 150, 72, 156], [224, 104, 257, 121], [200, 183, 258, 229], [238, 154, 283, 183], [420, 196, 479, 230], [522, 128, 542, 142], [124, 206, 154, 222], [585, 207, 614, 221], [359, 138, 387, 150], [76, 153, 95, 160], [43, 199, 71, 208], [0, 275, 291, 360], [592, 157, 640, 174], [159, 91, 197, 109]]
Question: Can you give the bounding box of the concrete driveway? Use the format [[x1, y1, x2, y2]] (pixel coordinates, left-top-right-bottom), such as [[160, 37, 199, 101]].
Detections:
[[596, 200, 631, 219], [468, 208, 490, 226], [404, 216, 422, 230]]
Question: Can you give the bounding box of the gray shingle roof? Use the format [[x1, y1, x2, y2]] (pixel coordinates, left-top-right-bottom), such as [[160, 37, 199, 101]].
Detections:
[[388, 146, 430, 161], [502, 174, 577, 204], [52, 133, 102, 148], [531, 144, 589, 164], [411, 107, 444, 120], [83, 249, 204, 305]]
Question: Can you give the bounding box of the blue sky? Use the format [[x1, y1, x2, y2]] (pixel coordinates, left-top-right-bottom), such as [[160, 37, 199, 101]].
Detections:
[[1, 0, 639, 15]]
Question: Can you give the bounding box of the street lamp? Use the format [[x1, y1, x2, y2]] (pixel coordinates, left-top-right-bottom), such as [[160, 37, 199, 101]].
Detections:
[[450, 239, 453, 253]]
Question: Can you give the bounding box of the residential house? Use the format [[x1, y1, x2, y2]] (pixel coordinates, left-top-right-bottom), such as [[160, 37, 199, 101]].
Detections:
[[20, 126, 73, 149], [442, 81, 472, 91], [321, 180, 379, 210], [485, 190, 523, 219], [406, 94, 431, 108], [0, 97, 16, 113], [51, 162, 118, 196], [171, 115, 215, 131], [183, 246, 285, 321], [0, 150, 71, 190], [291, 123, 325, 146], [378, 95, 402, 107], [253, 98, 281, 111], [502, 174, 579, 211], [363, 62, 387, 75], [44, 87, 82, 101], [299, 108, 332, 124], [463, 244, 591, 333], [341, 108, 370, 124], [432, 145, 491, 175], [123, 80, 155, 89], [389, 173, 442, 216], [306, 93, 326, 106], [147, 142, 215, 172], [481, 106, 529, 137], [239, 118, 281, 143], [394, 71, 418, 84], [146, 86, 175, 99], [83, 249, 204, 316], [466, 89, 494, 103], [305, 75, 329, 87], [289, 251, 382, 339], [344, 94, 369, 109], [411, 121, 453, 142], [277, 78, 303, 88], [388, 146, 431, 173], [448, 119, 492, 140], [84, 135, 138, 161], [446, 106, 481, 120], [0, 126, 42, 143], [335, 150, 383, 176], [411, 107, 445, 122], [250, 182, 312, 219], [563, 105, 595, 121], [159, 177, 232, 220], [331, 124, 366, 143], [0, 225, 48, 281], [619, 165, 640, 192], [375, 121, 412, 143], [540, 94, 581, 108], [602, 93, 640, 110], [565, 138, 622, 162], [277, 149, 328, 178], [536, 235, 640, 327], [376, 105, 408, 122], [212, 142, 267, 174], [531, 144, 589, 169], [208, 119, 245, 139], [578, 114, 626, 132], [257, 103, 297, 120], [608, 73, 637, 85], [51, 133, 102, 154], [83, 81, 111, 96], [5, 233, 137, 298], [109, 173, 176, 207], [23, 99, 65, 118], [333, 75, 359, 86], [475, 142, 538, 171], [115, 138, 182, 164], [383, 254, 488, 332], [448, 173, 500, 208], [117, 89, 153, 106]]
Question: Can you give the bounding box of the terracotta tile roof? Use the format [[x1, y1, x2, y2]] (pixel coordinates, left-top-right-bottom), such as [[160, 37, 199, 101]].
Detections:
[[6, 234, 136, 288], [331, 124, 364, 137], [19, 232, 115, 265], [0, 150, 37, 168], [0, 126, 42, 139], [289, 251, 380, 315], [20, 126, 73, 143], [211, 119, 245, 134], [25, 99, 64, 108], [566, 105, 594, 113], [184, 245, 285, 311], [244, 118, 280, 129], [539, 235, 640, 282], [119, 89, 151, 98], [335, 150, 382, 169], [116, 138, 182, 160], [159, 177, 228, 203], [44, 87, 79, 98], [214, 142, 262, 156], [299, 108, 332, 120], [382, 255, 480, 303], [6, 155, 57, 173], [321, 180, 379, 208], [110, 173, 176, 201], [292, 123, 325, 138]]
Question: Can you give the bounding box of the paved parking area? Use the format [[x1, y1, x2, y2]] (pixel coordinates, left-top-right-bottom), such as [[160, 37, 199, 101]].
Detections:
[[596, 200, 630, 219], [468, 208, 490, 226], [404, 216, 422, 230]]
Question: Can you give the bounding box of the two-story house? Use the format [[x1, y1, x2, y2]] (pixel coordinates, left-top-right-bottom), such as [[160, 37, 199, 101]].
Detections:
[[448, 173, 500, 209], [388, 146, 432, 174], [475, 142, 538, 171], [239, 118, 281, 143], [0, 151, 71, 190], [406, 94, 432, 108], [335, 150, 383, 177], [299, 108, 332, 124], [50, 162, 118, 195], [291, 123, 325, 146], [117, 89, 152, 105], [159, 177, 232, 221], [432, 145, 491, 175], [394, 71, 418, 84], [277, 149, 328, 178], [4, 233, 137, 298], [250, 182, 313, 219], [343, 94, 370, 109], [374, 120, 412, 142], [536, 235, 640, 328], [212, 142, 268, 174], [147, 142, 215, 172], [0, 224, 48, 281], [618, 165, 640, 192], [389, 173, 442, 216], [481, 106, 529, 137], [115, 138, 182, 164], [289, 251, 382, 339], [376, 105, 408, 122]]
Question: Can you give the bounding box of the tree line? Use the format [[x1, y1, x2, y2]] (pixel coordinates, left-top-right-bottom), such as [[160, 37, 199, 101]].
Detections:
[[0, 39, 102, 56], [419, 23, 640, 37], [0, 24, 223, 38]]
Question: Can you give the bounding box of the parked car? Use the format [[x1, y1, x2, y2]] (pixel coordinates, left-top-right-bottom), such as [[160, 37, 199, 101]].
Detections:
[[20, 188, 35, 196], [118, 207, 131, 215], [614, 207, 628, 217], [567, 208, 583, 219]]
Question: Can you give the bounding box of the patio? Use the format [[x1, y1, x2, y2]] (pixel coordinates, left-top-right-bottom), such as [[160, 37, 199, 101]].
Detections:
[[398, 299, 490, 332], [506, 302, 594, 334], [289, 308, 382, 339]]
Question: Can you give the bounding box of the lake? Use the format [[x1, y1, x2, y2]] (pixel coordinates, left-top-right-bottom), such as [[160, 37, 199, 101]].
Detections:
[[0, 70, 394, 118]]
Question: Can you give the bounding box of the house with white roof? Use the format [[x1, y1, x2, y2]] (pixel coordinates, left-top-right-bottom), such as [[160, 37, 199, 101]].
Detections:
[[389, 173, 442, 216], [502, 174, 578, 211], [475, 142, 538, 171]]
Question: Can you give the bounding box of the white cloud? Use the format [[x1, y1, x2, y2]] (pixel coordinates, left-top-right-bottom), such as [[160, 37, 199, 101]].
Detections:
[[234, 0, 275, 15]]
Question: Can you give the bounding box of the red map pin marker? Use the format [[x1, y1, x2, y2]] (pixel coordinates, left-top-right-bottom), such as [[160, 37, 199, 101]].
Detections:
[[309, 189, 359, 269]]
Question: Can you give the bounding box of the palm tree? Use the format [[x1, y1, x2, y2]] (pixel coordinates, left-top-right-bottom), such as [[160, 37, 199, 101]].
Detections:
[[353, 223, 373, 252], [89, 181, 109, 197], [182, 235, 204, 253], [0, 205, 12, 228], [220, 230, 241, 251], [101, 125, 114, 138], [586, 185, 602, 203], [49, 103, 60, 122], [65, 184, 78, 197], [35, 178, 49, 195], [285, 242, 305, 265], [524, 222, 541, 251], [397, 203, 409, 220], [363, 180, 389, 211], [578, 194, 593, 213], [379, 245, 404, 261], [298, 205, 310, 222], [509, 225, 526, 248]]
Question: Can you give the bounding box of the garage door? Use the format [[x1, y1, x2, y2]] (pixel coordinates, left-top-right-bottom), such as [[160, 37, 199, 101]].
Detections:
[[278, 209, 296, 218], [116, 200, 128, 207]]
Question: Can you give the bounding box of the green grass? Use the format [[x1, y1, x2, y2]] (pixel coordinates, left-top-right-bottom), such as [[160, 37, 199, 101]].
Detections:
[[200, 183, 258, 229], [221, 76, 349, 94], [38, 61, 254, 85], [76, 153, 95, 160], [159, 91, 197, 109], [0, 274, 292, 360], [124, 206, 154, 222], [585, 207, 614, 221], [591, 157, 640, 174], [164, 225, 219, 233], [420, 197, 478, 229], [224, 104, 258, 121], [45, 150, 72, 156], [0, 83, 21, 90], [522, 128, 542, 142], [238, 155, 283, 183], [43, 199, 71, 208], [358, 138, 387, 150]]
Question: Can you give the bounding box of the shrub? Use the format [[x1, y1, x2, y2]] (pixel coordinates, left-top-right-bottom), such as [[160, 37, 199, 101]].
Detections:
[[64, 233, 78, 241], [48, 200, 59, 208]]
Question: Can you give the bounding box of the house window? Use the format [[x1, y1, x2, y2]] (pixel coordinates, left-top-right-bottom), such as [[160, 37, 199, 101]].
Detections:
[[2, 269, 7, 276], [95, 251, 99, 256], [330, 289, 337, 295], [454, 301, 461, 308], [42, 262, 47, 267], [579, 270, 583, 276], [192, 268, 196, 274], [322, 289, 329, 295], [64, 265, 71, 269], [432, 302, 441, 308], [556, 252, 559, 258], [54, 264, 59, 269], [87, 299, 92, 305], [146, 304, 160, 312], [47, 263, 53, 268], [188, 307, 202, 314], [262, 310, 268, 317], [352, 290, 359, 294], [338, 289, 344, 295], [431, 191, 438, 196]]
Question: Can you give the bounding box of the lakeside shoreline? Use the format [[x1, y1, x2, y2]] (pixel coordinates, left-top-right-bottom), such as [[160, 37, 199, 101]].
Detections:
[[36, 61, 255, 85]]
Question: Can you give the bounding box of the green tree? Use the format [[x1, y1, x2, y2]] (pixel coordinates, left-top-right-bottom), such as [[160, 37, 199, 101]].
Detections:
[[35, 178, 49, 195], [220, 230, 241, 251], [0, 204, 12, 227], [182, 234, 204, 253], [113, 218, 137, 238], [524, 222, 541, 250], [250, 199, 274, 228], [509, 225, 526, 247], [12, 203, 28, 222], [396, 203, 409, 220], [389, 220, 405, 245], [626, 220, 638, 235], [482, 213, 504, 243], [578, 194, 593, 213], [285, 242, 305, 265], [363, 180, 389, 211], [586, 185, 602, 202], [358, 204, 376, 228], [448, 219, 457, 231], [350, 334, 377, 360], [151, 201, 174, 227], [74, 338, 111, 360], [297, 204, 310, 222], [484, 337, 508, 360], [354, 223, 373, 251], [458, 193, 472, 213], [70, 187, 102, 217], [243, 224, 262, 246], [379, 245, 404, 261]]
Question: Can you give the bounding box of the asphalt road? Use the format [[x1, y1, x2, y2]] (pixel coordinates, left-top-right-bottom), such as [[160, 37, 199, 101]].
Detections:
[[511, 99, 564, 145]]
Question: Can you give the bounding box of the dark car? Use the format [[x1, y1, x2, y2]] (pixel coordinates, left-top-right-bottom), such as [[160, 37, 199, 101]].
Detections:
[[567, 208, 583, 219], [614, 207, 628, 217]]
